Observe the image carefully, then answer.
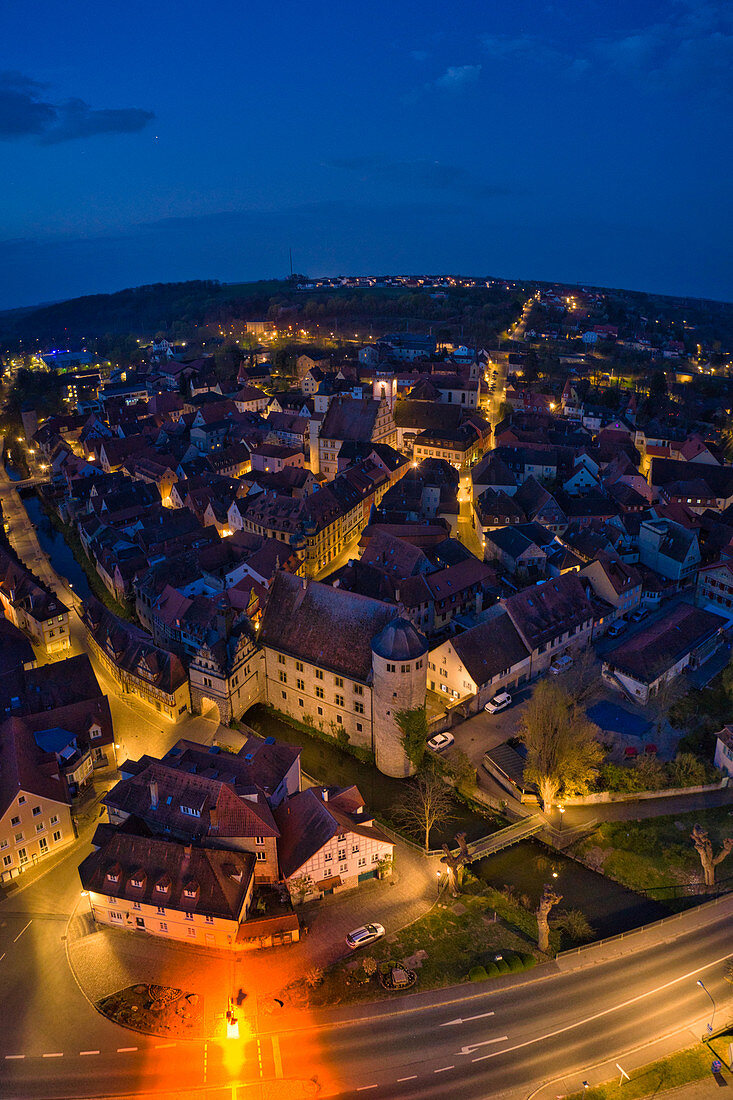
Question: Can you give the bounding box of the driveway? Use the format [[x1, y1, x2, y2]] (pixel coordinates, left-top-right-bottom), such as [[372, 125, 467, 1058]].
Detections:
[[449, 687, 532, 773]]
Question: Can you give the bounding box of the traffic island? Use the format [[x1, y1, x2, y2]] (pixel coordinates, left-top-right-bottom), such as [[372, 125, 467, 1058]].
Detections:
[[97, 983, 206, 1038]]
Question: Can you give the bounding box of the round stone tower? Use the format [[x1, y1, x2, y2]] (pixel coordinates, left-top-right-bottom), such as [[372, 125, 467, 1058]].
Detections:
[[371, 617, 428, 778]]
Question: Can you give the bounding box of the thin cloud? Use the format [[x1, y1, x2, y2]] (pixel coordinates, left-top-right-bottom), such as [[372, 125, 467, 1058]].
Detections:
[[327, 155, 510, 199], [435, 64, 482, 90], [0, 71, 154, 144]]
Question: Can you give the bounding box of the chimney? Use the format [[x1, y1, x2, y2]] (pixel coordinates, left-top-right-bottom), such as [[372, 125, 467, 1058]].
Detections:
[[149, 778, 159, 809], [322, 787, 329, 802]]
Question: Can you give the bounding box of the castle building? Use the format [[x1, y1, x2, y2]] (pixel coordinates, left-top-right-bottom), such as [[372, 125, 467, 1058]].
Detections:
[[258, 573, 428, 777]]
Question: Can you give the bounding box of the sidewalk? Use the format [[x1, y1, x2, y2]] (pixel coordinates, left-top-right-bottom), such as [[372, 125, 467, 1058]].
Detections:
[[529, 1026, 732, 1100]]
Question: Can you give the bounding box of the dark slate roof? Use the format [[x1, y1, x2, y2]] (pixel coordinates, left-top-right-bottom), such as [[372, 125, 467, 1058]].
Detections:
[[503, 573, 593, 651], [0, 617, 35, 676], [605, 604, 726, 684], [78, 833, 254, 921], [259, 573, 397, 681], [449, 611, 530, 686], [320, 397, 381, 442], [274, 785, 391, 879], [371, 617, 428, 661], [104, 759, 278, 839], [164, 737, 300, 802]]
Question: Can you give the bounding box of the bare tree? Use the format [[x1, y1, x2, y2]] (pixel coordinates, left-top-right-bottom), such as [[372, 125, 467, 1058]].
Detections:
[[391, 770, 455, 852], [562, 644, 598, 706], [520, 681, 604, 811], [648, 676, 685, 739], [440, 832, 471, 896], [536, 885, 562, 954], [691, 825, 733, 887]]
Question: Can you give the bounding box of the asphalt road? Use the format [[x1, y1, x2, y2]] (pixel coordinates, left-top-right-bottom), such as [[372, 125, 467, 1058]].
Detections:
[[1, 880, 731, 1100]]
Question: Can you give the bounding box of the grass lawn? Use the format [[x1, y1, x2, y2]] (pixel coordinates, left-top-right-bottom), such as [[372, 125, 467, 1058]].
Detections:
[[281, 877, 547, 1009], [564, 1031, 733, 1100], [577, 806, 733, 896]]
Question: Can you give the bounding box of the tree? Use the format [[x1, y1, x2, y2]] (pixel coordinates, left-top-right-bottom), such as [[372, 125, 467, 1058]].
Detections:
[[520, 681, 604, 811], [691, 825, 733, 887], [444, 748, 477, 793], [669, 752, 709, 788], [536, 885, 562, 953], [562, 644, 598, 706], [648, 676, 685, 740], [391, 769, 455, 852], [441, 832, 471, 897]]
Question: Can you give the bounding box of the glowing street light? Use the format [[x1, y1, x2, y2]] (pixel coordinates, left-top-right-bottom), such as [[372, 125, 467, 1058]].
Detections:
[[697, 979, 716, 1034]]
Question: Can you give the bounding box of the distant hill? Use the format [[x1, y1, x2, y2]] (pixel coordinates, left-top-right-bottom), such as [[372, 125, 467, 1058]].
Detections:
[[0, 279, 285, 344]]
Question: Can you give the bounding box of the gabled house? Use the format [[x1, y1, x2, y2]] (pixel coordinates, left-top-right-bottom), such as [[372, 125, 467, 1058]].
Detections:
[[502, 572, 595, 676], [602, 604, 726, 705], [275, 785, 394, 900], [427, 609, 531, 709], [638, 519, 700, 585]]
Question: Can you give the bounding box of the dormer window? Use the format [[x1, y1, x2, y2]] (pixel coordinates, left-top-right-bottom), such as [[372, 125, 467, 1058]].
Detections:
[[180, 804, 201, 817]]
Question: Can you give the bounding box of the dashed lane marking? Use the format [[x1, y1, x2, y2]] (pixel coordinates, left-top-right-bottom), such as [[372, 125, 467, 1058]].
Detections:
[[5, 1055, 25, 1060], [155, 1043, 176, 1049], [80, 1051, 100, 1056], [117, 1047, 138, 1052], [42, 1053, 63, 1058], [397, 1077, 417, 1082], [435, 1065, 455, 1073]]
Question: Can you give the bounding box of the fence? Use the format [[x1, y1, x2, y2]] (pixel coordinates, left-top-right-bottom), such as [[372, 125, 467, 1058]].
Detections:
[[556, 890, 733, 958]]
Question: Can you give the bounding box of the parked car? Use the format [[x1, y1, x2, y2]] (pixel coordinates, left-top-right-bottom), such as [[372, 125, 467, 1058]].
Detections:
[[607, 619, 626, 638], [484, 690, 512, 714], [631, 607, 649, 622], [427, 732, 455, 753], [346, 923, 385, 950], [549, 654, 573, 675]]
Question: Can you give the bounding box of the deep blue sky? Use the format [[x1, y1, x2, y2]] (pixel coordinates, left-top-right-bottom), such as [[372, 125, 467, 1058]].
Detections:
[[1, 0, 731, 308]]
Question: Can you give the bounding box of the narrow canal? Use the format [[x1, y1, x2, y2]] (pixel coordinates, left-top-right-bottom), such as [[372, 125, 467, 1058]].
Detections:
[[23, 493, 91, 599], [247, 705, 670, 938]]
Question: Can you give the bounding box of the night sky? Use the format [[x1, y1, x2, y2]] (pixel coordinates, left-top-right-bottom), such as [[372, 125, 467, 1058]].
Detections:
[[1, 0, 731, 309]]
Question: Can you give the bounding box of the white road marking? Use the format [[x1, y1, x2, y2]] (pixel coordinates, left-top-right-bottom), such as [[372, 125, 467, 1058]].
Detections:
[[5, 1055, 25, 1060], [441, 1010, 495, 1027], [470, 951, 733, 1064], [435, 1065, 455, 1072], [0, 953, 5, 963], [397, 1076, 417, 1082], [460, 1036, 508, 1055], [42, 1053, 63, 1058], [13, 920, 32, 943], [272, 1035, 283, 1078], [117, 1047, 138, 1052], [80, 1051, 100, 1056], [155, 1042, 176, 1048]]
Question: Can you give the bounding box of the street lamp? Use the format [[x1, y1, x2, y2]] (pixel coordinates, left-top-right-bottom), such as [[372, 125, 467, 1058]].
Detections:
[[697, 979, 716, 1035]]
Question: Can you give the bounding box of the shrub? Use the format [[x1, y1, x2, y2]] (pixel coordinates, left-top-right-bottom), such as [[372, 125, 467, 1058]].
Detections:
[[495, 958, 510, 974], [468, 965, 488, 982], [519, 953, 537, 969], [484, 962, 500, 977], [506, 953, 524, 973]]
